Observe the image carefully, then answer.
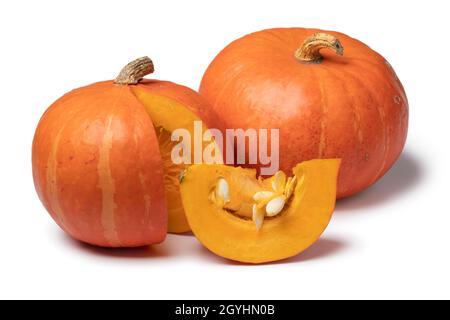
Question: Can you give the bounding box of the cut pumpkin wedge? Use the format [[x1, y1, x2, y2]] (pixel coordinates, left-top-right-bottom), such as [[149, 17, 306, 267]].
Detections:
[[180, 159, 341, 264], [132, 86, 211, 234]]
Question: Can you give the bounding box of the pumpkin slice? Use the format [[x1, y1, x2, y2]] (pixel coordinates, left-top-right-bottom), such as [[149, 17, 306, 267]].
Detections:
[[131, 87, 212, 234], [180, 159, 341, 264]]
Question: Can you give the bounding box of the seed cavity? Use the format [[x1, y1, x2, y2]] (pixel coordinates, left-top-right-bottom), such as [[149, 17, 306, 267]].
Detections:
[[266, 195, 286, 217], [213, 173, 299, 230], [252, 204, 265, 230], [215, 178, 230, 204]]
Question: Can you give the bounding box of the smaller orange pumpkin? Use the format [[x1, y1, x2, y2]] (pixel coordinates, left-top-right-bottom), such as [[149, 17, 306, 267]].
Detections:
[[32, 57, 214, 247]]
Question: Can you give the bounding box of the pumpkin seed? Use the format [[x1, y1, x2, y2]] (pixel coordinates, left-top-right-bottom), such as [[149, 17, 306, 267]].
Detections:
[[284, 176, 297, 199], [253, 191, 275, 202], [271, 171, 287, 194], [215, 178, 230, 204], [266, 195, 286, 217], [252, 204, 265, 230]]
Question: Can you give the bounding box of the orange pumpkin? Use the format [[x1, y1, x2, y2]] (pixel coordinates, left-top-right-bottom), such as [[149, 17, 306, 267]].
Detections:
[[32, 57, 213, 247], [200, 29, 409, 198]]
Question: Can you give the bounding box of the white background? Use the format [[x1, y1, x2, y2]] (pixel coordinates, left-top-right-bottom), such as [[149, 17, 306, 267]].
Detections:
[[1, 0, 449, 300]]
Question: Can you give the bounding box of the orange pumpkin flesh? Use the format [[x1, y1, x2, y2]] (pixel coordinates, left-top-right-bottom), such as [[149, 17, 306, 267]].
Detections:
[[199, 28, 409, 199], [180, 159, 341, 264], [132, 86, 211, 233], [32, 57, 212, 247]]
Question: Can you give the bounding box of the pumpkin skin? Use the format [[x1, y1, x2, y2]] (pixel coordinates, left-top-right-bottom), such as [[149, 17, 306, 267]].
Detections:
[[32, 58, 213, 246], [199, 28, 409, 198]]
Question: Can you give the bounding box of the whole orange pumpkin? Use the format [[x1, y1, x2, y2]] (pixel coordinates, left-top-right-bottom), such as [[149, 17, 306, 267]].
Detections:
[[33, 57, 214, 247], [200, 28, 409, 198]]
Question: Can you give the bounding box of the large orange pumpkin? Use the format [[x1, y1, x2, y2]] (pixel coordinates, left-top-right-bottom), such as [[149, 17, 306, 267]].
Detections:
[[32, 57, 214, 247], [200, 28, 409, 198]]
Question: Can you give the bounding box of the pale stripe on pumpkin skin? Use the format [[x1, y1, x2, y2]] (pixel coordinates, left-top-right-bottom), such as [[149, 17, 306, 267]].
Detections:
[[374, 96, 390, 182], [139, 172, 153, 233], [338, 62, 390, 185], [98, 115, 121, 246], [46, 126, 69, 232], [317, 81, 328, 158], [135, 129, 154, 235]]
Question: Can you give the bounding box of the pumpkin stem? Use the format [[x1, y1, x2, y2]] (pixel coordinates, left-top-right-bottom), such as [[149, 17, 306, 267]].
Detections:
[[295, 33, 344, 64], [114, 56, 154, 85]]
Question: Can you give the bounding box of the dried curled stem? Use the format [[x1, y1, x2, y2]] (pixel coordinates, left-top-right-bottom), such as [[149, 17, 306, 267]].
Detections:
[[114, 56, 154, 85], [295, 33, 344, 64]]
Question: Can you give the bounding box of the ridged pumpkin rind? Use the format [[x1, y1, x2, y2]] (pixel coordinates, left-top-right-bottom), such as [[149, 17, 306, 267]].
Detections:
[[199, 28, 408, 198], [33, 77, 217, 245]]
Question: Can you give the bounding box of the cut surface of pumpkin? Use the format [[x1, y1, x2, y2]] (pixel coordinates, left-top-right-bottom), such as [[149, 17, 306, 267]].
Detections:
[[180, 159, 341, 264], [132, 86, 209, 234]]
